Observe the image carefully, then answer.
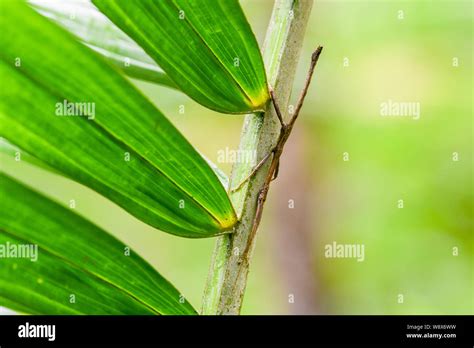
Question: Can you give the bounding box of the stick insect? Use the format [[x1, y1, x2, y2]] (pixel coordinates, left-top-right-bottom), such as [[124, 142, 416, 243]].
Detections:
[[231, 46, 323, 265]]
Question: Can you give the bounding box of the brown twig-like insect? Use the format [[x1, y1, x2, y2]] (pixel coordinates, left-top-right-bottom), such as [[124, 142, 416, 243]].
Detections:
[[231, 46, 323, 266]]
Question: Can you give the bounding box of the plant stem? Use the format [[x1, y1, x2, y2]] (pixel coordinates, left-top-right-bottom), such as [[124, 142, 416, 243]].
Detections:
[[202, 0, 314, 315]]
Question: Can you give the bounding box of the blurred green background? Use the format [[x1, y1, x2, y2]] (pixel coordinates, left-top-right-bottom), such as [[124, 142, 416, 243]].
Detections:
[[2, 0, 472, 314]]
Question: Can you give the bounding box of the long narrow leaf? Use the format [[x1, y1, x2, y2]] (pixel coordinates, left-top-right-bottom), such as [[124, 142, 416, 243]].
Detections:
[[0, 137, 229, 189], [0, 1, 237, 238], [0, 174, 196, 315], [93, 0, 269, 114]]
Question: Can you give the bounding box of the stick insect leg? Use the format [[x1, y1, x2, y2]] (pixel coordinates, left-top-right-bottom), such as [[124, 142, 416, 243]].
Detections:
[[269, 88, 286, 129], [230, 150, 274, 193]]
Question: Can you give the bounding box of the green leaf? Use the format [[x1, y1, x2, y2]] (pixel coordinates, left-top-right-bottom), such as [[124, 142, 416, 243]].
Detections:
[[93, 0, 269, 114], [0, 174, 196, 315], [29, 0, 177, 88], [0, 1, 237, 238], [0, 137, 61, 175], [0, 137, 229, 191]]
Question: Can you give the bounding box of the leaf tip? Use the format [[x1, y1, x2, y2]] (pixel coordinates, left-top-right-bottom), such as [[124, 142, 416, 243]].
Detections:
[[218, 213, 238, 232], [249, 89, 270, 112]]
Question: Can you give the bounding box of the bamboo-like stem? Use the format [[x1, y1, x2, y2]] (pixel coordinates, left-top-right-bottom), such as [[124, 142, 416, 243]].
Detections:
[[202, 0, 315, 315]]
